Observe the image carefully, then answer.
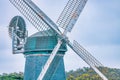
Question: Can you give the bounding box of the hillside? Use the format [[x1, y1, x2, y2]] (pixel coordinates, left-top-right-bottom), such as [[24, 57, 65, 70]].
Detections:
[[0, 67, 120, 80], [66, 67, 120, 80]]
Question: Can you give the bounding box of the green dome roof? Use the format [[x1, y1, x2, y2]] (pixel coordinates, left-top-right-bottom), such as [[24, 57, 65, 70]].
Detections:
[[24, 30, 67, 54]]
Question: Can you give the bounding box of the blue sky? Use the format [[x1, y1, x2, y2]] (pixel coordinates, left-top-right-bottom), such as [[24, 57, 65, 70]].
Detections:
[[0, 0, 120, 73]]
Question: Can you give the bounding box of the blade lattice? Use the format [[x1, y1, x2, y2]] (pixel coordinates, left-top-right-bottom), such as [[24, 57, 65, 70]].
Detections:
[[9, 0, 54, 36], [57, 0, 88, 32], [73, 40, 103, 67], [67, 41, 108, 80]]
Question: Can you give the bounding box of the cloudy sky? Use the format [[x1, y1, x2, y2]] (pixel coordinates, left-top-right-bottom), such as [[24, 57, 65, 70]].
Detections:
[[0, 0, 120, 74]]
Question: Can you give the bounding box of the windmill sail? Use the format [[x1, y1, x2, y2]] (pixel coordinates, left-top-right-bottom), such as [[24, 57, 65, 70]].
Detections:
[[67, 41, 108, 80], [73, 40, 103, 67], [9, 0, 60, 36], [57, 0, 88, 32]]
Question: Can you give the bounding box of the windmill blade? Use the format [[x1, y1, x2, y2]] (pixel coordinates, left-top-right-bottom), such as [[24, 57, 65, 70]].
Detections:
[[57, 0, 88, 32], [36, 0, 88, 79], [37, 40, 62, 80], [67, 40, 108, 80], [42, 55, 63, 80], [39, 0, 88, 79], [73, 40, 103, 67], [9, 0, 61, 36]]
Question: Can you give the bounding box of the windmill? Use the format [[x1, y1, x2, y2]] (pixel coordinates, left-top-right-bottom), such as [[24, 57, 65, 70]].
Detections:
[[8, 0, 108, 80]]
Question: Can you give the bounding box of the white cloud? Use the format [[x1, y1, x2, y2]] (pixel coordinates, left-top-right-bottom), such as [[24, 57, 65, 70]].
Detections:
[[0, 49, 25, 74], [0, 26, 25, 74]]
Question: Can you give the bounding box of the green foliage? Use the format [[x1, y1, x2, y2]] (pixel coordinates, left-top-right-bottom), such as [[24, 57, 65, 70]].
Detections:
[[0, 67, 120, 80], [0, 72, 23, 80], [66, 67, 120, 80], [67, 75, 75, 80]]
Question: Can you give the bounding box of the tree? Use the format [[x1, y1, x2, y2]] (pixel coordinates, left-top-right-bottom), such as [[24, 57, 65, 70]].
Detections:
[[66, 67, 120, 80], [67, 75, 75, 80]]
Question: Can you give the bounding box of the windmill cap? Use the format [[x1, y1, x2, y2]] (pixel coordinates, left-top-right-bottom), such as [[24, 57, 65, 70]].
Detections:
[[24, 31, 67, 55]]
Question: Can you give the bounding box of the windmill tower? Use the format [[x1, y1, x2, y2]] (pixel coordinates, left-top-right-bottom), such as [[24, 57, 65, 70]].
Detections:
[[8, 0, 108, 80], [24, 30, 67, 80]]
